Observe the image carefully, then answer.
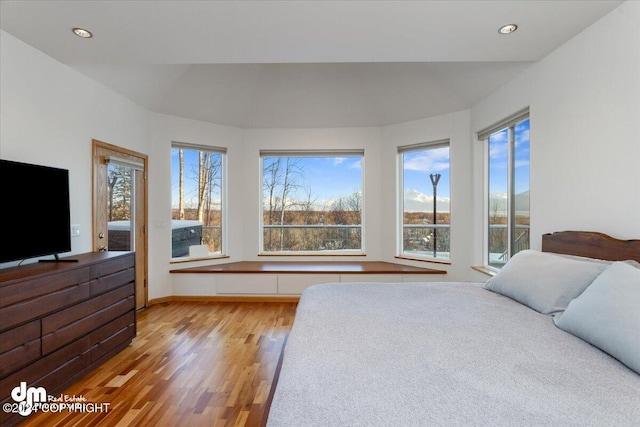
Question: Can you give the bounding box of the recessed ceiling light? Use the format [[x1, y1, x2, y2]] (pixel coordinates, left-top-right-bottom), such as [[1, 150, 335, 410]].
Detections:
[[498, 24, 518, 35], [72, 27, 93, 38]]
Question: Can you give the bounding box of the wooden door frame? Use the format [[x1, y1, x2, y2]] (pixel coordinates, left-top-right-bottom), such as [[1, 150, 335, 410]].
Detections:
[[92, 139, 149, 309]]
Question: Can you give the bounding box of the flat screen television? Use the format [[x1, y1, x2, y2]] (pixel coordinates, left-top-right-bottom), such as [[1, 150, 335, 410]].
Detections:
[[0, 159, 72, 264]]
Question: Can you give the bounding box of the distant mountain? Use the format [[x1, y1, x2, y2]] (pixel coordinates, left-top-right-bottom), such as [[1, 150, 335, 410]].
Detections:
[[403, 189, 529, 215], [403, 189, 450, 212], [489, 190, 530, 216], [515, 190, 530, 212]]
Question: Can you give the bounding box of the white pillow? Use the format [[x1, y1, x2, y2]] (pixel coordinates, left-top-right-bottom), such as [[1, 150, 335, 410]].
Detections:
[[484, 250, 607, 315], [554, 262, 640, 375]]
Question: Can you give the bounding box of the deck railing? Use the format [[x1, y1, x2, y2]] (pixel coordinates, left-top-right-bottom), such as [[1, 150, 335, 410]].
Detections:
[[197, 223, 529, 259], [489, 224, 530, 267], [201, 225, 222, 253], [263, 224, 362, 251], [402, 224, 451, 259]]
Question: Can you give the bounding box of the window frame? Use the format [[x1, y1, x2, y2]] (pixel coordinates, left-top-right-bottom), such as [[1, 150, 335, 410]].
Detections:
[[479, 109, 530, 271], [170, 142, 227, 261], [258, 149, 365, 256], [396, 140, 451, 263]]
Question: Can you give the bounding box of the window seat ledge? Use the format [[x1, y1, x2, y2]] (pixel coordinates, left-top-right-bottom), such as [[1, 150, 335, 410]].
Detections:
[[170, 261, 446, 275]]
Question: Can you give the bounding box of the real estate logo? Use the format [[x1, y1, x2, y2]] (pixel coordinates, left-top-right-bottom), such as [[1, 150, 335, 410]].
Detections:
[[8, 382, 46, 416], [2, 382, 110, 417]]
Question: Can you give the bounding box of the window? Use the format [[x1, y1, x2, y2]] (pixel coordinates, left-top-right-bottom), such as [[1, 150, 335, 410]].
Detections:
[[398, 141, 451, 261], [479, 110, 530, 269], [260, 150, 363, 254], [171, 143, 225, 258]]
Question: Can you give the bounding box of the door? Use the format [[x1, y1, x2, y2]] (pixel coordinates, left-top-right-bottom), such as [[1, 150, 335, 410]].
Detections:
[[93, 139, 148, 310]]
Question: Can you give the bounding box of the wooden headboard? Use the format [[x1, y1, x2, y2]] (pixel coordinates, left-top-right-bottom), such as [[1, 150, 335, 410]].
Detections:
[[542, 231, 640, 263]]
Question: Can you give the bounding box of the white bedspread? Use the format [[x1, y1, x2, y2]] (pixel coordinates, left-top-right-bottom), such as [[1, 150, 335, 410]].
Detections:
[[267, 282, 640, 426]]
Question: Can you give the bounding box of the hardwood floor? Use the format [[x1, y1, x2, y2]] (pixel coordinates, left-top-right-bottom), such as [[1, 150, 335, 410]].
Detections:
[[17, 301, 297, 427]]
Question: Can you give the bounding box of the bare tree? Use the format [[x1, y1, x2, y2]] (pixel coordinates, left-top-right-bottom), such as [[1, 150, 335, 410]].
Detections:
[[206, 155, 221, 222], [261, 157, 304, 250], [107, 166, 131, 221], [329, 197, 347, 225], [278, 158, 303, 225], [196, 152, 207, 221], [178, 149, 185, 219], [195, 152, 221, 224], [299, 186, 319, 225], [328, 191, 360, 225], [262, 158, 282, 250], [107, 172, 118, 221], [325, 191, 362, 249], [346, 191, 362, 223], [263, 158, 282, 227], [278, 158, 303, 250], [201, 153, 221, 251]]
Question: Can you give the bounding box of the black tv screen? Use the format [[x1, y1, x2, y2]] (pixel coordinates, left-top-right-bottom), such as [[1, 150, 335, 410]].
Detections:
[[0, 159, 72, 263]]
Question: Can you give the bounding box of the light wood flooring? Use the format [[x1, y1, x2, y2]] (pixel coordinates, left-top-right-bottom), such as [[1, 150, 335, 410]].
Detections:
[[18, 301, 297, 427]]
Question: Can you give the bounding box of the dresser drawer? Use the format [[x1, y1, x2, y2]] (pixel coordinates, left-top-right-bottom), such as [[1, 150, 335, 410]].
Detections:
[[0, 267, 90, 308], [90, 253, 135, 279], [0, 281, 91, 331], [0, 320, 41, 377], [90, 311, 136, 364], [41, 284, 135, 355], [0, 336, 91, 408], [90, 267, 135, 296]]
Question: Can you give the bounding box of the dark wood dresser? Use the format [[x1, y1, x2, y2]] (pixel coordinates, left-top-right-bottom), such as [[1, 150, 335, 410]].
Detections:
[[0, 251, 136, 426]]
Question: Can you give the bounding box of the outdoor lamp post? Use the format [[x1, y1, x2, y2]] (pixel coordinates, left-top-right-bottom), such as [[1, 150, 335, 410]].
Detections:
[[430, 173, 441, 258]]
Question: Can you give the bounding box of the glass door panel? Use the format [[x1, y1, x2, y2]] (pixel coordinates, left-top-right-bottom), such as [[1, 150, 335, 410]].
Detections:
[[107, 164, 135, 252]]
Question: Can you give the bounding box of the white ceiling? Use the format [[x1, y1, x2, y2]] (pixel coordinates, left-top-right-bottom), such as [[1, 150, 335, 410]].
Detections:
[[0, 1, 624, 128]]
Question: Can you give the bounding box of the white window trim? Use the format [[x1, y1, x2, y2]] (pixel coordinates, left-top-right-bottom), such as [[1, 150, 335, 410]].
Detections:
[[480, 110, 530, 269], [258, 149, 365, 255], [397, 139, 451, 262], [476, 108, 529, 141], [170, 142, 227, 260], [482, 141, 500, 273]]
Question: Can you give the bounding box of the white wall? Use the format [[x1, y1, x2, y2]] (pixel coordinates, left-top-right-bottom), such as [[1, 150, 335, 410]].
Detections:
[[470, 1, 640, 263], [147, 112, 243, 299], [0, 30, 149, 267]]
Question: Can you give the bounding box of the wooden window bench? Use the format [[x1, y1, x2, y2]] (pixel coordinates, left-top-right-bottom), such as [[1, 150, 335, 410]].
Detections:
[[166, 261, 446, 302]]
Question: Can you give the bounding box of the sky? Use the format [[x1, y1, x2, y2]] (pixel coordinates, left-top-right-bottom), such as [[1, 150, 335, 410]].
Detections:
[[171, 149, 363, 209], [262, 155, 362, 206], [489, 119, 530, 195], [403, 146, 451, 198], [171, 118, 529, 212]]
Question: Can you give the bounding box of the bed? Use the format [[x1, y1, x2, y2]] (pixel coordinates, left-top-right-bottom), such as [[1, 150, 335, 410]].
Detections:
[[265, 231, 640, 426]]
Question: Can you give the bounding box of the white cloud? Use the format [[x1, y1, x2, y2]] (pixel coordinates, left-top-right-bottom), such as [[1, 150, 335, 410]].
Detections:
[[332, 157, 361, 170], [404, 147, 450, 172], [349, 158, 362, 170], [515, 129, 530, 146], [332, 157, 346, 166], [489, 140, 508, 159], [489, 129, 508, 143]]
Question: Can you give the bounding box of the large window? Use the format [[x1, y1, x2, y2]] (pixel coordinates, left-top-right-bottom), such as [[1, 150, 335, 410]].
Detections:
[[398, 141, 451, 261], [480, 111, 530, 269], [171, 143, 225, 258], [260, 150, 363, 254]]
